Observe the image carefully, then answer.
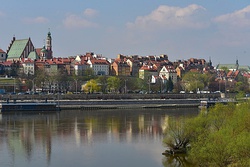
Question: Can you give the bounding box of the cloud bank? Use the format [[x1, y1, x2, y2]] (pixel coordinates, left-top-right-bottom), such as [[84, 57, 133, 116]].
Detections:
[[213, 5, 250, 28], [127, 4, 207, 30], [63, 8, 98, 29]]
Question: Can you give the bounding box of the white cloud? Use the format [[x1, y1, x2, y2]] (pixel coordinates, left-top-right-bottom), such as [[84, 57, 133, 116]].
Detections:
[[127, 4, 207, 30], [83, 8, 98, 17], [213, 5, 250, 28], [22, 16, 49, 24], [63, 14, 98, 29]]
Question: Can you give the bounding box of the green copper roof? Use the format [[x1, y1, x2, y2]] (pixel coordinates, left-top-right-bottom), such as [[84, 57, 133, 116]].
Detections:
[[7, 39, 29, 59], [41, 45, 47, 53], [238, 65, 250, 72], [216, 64, 238, 70], [28, 51, 38, 60]]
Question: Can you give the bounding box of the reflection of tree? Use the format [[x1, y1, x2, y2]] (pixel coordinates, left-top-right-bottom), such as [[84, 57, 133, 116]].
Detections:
[[162, 154, 193, 167]]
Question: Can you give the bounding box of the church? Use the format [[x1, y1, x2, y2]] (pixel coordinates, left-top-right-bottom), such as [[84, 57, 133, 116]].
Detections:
[[36, 31, 53, 60], [6, 31, 53, 61]]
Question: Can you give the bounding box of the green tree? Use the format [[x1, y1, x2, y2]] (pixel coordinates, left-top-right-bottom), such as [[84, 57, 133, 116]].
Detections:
[[83, 79, 100, 93], [107, 76, 121, 93], [182, 71, 209, 92], [123, 77, 147, 92], [189, 103, 249, 166], [97, 76, 108, 93], [220, 66, 229, 73], [163, 116, 191, 154], [163, 102, 250, 166], [34, 68, 48, 91], [84, 68, 95, 77], [166, 76, 174, 92], [235, 74, 249, 93]]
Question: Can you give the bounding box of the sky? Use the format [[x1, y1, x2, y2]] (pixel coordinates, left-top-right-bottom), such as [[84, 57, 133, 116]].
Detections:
[[1, 0, 250, 66]]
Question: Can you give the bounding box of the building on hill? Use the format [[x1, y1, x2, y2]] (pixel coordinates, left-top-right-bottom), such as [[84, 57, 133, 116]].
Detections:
[[238, 65, 250, 72], [126, 59, 141, 77], [216, 59, 239, 71], [7, 37, 35, 61], [139, 65, 158, 80], [73, 61, 90, 76], [0, 49, 7, 62], [87, 58, 110, 75], [111, 59, 130, 76], [159, 65, 177, 84], [175, 65, 185, 79], [216, 63, 238, 71], [21, 59, 35, 76], [36, 31, 53, 60], [227, 70, 239, 82]]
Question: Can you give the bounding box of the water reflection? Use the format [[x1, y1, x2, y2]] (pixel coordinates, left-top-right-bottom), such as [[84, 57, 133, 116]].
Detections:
[[162, 154, 194, 167], [0, 108, 198, 167]]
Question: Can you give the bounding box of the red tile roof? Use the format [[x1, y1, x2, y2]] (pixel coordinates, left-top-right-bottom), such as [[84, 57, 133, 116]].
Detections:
[[89, 59, 110, 65], [139, 65, 157, 71], [0, 49, 6, 53]]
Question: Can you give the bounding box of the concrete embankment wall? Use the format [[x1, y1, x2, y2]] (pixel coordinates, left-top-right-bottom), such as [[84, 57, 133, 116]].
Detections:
[[1, 93, 221, 101], [57, 99, 201, 110], [0, 93, 220, 110]]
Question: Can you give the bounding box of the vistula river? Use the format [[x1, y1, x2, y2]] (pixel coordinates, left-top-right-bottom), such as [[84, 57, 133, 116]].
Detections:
[[0, 108, 199, 167]]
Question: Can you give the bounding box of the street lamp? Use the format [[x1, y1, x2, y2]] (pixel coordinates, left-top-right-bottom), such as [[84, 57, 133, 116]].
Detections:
[[32, 78, 36, 93], [148, 76, 151, 94], [13, 78, 15, 94], [74, 79, 78, 94], [124, 79, 127, 94]]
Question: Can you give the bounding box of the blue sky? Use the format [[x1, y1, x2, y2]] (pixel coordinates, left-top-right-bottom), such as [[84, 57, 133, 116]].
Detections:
[[1, 1, 250, 65]]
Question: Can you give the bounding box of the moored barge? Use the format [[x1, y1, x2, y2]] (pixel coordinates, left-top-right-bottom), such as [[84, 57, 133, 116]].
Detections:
[[0, 102, 60, 114]]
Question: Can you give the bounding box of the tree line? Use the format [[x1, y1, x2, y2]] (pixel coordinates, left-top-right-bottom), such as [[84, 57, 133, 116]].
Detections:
[[5, 65, 250, 94]]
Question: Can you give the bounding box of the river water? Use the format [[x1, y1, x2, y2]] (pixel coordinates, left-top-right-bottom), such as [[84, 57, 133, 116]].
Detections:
[[0, 108, 199, 167]]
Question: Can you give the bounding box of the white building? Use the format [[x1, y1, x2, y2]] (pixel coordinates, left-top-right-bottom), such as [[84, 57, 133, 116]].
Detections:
[[87, 59, 110, 75], [22, 59, 35, 75], [159, 65, 177, 84]]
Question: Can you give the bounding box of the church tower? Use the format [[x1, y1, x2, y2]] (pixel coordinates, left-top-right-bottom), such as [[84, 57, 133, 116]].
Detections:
[[46, 30, 53, 59]]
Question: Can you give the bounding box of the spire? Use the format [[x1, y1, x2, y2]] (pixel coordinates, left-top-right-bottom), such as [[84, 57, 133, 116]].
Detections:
[[46, 29, 52, 58]]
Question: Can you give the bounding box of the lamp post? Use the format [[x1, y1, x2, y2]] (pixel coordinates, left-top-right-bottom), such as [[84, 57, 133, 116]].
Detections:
[[124, 79, 127, 94], [74, 79, 78, 94], [148, 76, 151, 94], [219, 80, 221, 92], [32, 78, 36, 93], [13, 78, 15, 94], [160, 77, 162, 93]]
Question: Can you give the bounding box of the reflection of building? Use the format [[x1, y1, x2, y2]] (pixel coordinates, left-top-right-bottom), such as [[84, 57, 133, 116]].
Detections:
[[0, 109, 177, 166]]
